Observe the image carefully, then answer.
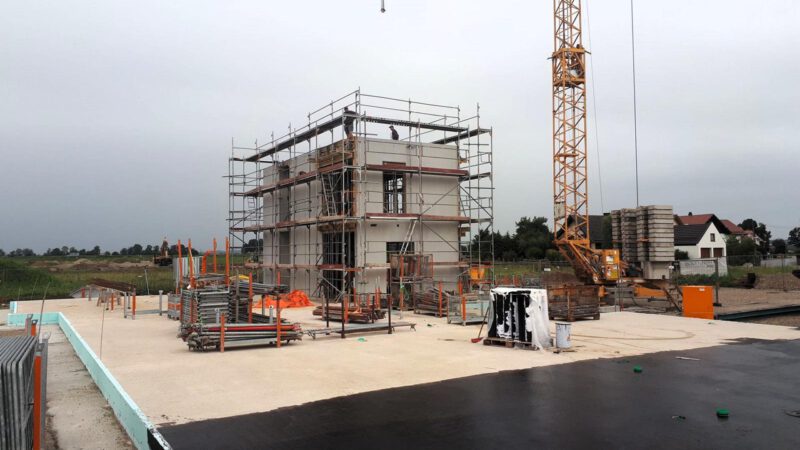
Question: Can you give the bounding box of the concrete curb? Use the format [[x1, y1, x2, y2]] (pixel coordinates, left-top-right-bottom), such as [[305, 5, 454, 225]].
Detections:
[[8, 306, 170, 450]]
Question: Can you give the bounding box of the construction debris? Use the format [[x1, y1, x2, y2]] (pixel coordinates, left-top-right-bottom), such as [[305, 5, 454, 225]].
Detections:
[[412, 287, 450, 317], [312, 303, 385, 323]]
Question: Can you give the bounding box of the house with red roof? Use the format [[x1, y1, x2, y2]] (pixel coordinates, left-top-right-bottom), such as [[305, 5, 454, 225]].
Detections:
[[675, 213, 761, 246]]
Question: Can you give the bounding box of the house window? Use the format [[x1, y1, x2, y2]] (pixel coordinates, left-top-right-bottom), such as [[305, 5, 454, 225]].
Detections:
[[278, 231, 290, 264], [383, 172, 405, 213], [700, 248, 711, 258], [710, 233, 716, 242], [321, 231, 355, 300], [386, 242, 415, 262]]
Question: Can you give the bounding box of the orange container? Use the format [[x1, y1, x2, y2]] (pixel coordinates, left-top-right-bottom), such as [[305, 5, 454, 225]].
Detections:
[[682, 285, 714, 320]]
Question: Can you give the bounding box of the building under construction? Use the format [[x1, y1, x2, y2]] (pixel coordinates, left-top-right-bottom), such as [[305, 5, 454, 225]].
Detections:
[[228, 90, 493, 306]]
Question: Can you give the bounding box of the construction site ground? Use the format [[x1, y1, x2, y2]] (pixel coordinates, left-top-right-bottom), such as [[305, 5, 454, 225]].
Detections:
[[716, 287, 800, 312], [626, 286, 800, 325], [9, 294, 800, 448]]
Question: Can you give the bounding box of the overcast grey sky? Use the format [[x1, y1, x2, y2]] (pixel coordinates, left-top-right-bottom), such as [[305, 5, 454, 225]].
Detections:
[[1, 0, 798, 253]]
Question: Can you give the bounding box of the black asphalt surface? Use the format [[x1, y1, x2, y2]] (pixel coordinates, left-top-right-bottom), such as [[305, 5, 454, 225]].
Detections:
[[159, 338, 800, 449]]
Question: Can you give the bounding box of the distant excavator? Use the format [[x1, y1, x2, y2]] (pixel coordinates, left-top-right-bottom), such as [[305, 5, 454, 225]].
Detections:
[[153, 237, 173, 266]]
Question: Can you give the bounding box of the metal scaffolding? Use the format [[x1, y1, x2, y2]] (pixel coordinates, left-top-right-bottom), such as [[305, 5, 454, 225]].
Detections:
[[228, 90, 493, 309]]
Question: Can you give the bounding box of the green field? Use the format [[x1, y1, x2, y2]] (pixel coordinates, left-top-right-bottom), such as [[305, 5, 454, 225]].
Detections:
[[493, 261, 574, 277], [0, 253, 257, 305], [492, 260, 797, 288], [0, 257, 176, 304], [3, 255, 794, 306]]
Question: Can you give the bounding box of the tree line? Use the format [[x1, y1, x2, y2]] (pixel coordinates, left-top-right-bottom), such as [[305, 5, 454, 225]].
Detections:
[[477, 216, 562, 261], [1, 221, 797, 260], [0, 243, 200, 257]]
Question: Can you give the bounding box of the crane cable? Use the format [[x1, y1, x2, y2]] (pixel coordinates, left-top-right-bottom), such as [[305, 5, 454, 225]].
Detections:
[[584, 0, 605, 214], [630, 0, 641, 207]]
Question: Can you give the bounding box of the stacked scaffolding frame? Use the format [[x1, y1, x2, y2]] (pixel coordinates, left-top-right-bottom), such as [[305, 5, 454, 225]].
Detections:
[[228, 90, 494, 307]]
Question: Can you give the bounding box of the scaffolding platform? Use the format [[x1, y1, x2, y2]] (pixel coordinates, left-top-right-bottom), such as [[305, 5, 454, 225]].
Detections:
[[228, 89, 494, 309]]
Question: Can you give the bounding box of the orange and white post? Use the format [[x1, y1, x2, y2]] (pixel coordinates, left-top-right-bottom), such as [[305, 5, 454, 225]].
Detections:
[[248, 273, 253, 324], [177, 240, 183, 293], [459, 279, 466, 322], [213, 237, 218, 273], [187, 239, 195, 289], [225, 237, 230, 286], [276, 297, 282, 348], [438, 281, 443, 317], [219, 312, 226, 353]]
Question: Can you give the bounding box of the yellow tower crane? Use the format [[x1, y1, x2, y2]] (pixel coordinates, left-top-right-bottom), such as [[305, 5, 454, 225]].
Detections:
[[551, 0, 620, 286]]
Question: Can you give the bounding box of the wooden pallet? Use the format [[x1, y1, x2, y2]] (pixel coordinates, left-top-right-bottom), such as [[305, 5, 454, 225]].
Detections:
[[482, 336, 539, 350]]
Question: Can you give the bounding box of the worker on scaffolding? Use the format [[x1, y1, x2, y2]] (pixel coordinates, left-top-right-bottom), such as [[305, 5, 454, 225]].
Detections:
[[343, 106, 356, 140], [389, 125, 399, 141]]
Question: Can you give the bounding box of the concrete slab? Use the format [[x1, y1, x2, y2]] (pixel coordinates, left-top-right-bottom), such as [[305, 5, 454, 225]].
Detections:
[[13, 296, 800, 433]]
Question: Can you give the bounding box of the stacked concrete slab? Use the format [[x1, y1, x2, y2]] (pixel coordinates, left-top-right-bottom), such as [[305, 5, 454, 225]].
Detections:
[[611, 205, 674, 265], [611, 208, 641, 263], [639, 206, 674, 262]]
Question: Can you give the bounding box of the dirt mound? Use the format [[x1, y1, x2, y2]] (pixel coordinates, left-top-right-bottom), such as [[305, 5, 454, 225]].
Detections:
[[109, 261, 152, 269], [37, 258, 154, 272], [30, 260, 58, 268], [754, 273, 800, 290]]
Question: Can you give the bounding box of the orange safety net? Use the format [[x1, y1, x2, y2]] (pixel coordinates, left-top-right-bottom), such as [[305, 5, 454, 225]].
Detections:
[[253, 290, 312, 309]]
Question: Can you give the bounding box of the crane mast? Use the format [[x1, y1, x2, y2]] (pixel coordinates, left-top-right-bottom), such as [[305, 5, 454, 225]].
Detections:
[[552, 0, 618, 284]]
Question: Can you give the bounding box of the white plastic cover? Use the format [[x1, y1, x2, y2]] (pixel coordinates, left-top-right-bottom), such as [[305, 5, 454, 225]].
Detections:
[[490, 287, 551, 349]]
